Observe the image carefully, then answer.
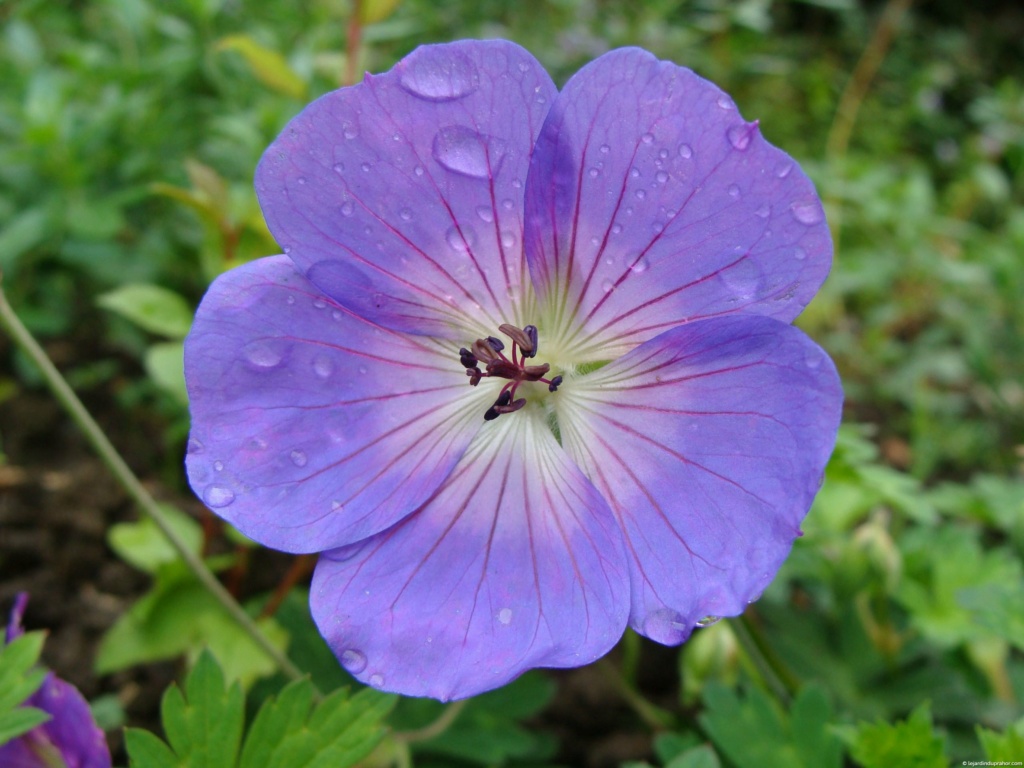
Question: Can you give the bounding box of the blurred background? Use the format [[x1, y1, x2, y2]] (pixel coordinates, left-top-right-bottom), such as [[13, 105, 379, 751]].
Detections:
[[0, 0, 1022, 766]]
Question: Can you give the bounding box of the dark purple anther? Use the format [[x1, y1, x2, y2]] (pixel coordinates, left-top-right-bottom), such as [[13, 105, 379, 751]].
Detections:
[[486, 336, 505, 352], [548, 375, 563, 392], [484, 390, 513, 421], [522, 325, 539, 358]]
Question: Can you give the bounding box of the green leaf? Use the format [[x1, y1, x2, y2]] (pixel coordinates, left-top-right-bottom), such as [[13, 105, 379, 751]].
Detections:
[[977, 717, 1024, 761], [96, 565, 288, 689], [699, 684, 842, 768], [145, 342, 188, 404], [125, 727, 178, 768], [839, 703, 945, 768], [216, 35, 307, 99], [0, 706, 51, 748], [666, 745, 722, 768], [97, 283, 193, 339], [163, 651, 245, 767], [108, 504, 203, 573], [240, 683, 394, 768], [0, 631, 48, 714]]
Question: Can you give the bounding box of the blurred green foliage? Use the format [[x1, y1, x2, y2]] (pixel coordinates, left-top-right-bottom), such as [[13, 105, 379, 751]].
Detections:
[[1, 0, 1022, 766]]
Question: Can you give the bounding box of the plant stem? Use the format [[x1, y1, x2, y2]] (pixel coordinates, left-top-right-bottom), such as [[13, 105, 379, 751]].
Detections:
[[392, 699, 468, 744], [0, 277, 310, 691], [731, 611, 798, 704]]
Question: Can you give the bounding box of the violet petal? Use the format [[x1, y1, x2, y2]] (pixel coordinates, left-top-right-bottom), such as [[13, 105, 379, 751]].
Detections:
[[185, 256, 495, 552], [310, 411, 630, 700], [256, 40, 557, 340], [524, 48, 831, 360], [556, 315, 841, 643]]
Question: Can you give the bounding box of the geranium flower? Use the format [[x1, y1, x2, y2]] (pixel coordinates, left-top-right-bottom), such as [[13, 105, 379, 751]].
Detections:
[[0, 594, 111, 768], [185, 40, 841, 700]]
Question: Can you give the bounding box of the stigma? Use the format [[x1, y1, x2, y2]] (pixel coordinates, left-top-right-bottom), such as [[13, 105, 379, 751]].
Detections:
[[457, 323, 563, 421]]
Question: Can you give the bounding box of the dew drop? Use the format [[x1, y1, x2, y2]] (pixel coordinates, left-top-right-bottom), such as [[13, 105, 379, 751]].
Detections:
[[203, 485, 235, 508], [290, 449, 307, 467], [755, 203, 771, 218], [656, 171, 669, 184], [342, 124, 357, 140], [500, 230, 516, 248], [630, 167, 640, 179], [285, 294, 296, 305], [611, 223, 622, 234], [445, 225, 476, 253], [601, 279, 615, 293], [641, 132, 654, 145], [340, 649, 367, 674], [432, 125, 494, 179], [678, 143, 693, 159], [297, 176, 307, 185], [790, 200, 824, 225], [720, 257, 763, 298], [243, 340, 284, 368], [804, 350, 823, 369], [399, 49, 479, 101], [399, 208, 413, 221], [775, 162, 793, 179], [332, 163, 344, 174], [643, 609, 690, 644], [511, 178, 522, 189], [475, 205, 494, 223], [501, 198, 514, 210], [358, 365, 368, 375], [793, 246, 807, 261], [213, 460, 224, 472], [588, 167, 600, 178], [695, 615, 722, 628], [599, 144, 610, 154], [313, 355, 333, 379], [629, 257, 650, 274], [635, 189, 646, 200], [187, 438, 203, 455], [498, 608, 513, 625], [249, 437, 268, 451], [369, 674, 385, 687], [658, 148, 669, 160], [340, 201, 354, 217], [414, 165, 424, 176], [728, 183, 741, 198], [727, 124, 753, 151], [331, 500, 343, 511], [717, 94, 734, 110]]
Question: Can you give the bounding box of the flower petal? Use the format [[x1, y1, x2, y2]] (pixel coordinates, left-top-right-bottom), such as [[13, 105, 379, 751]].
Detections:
[[256, 40, 557, 340], [310, 409, 629, 700], [525, 48, 831, 360], [555, 315, 841, 644], [185, 256, 495, 553]]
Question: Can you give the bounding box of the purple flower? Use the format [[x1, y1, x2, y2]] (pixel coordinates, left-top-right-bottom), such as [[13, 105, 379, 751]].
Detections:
[[0, 594, 111, 768], [185, 41, 841, 700]]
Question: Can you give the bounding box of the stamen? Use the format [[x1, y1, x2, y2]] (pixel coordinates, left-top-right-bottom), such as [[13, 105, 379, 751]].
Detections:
[[458, 322, 562, 420]]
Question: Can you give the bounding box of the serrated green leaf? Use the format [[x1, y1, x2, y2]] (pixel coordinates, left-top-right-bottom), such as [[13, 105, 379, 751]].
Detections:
[[239, 684, 394, 768], [666, 745, 721, 768], [977, 717, 1024, 761], [0, 632, 47, 712], [840, 703, 945, 768], [0, 706, 51, 747], [216, 35, 307, 99], [97, 283, 193, 339], [125, 727, 179, 768], [162, 651, 244, 768], [108, 505, 203, 573], [699, 684, 842, 768]]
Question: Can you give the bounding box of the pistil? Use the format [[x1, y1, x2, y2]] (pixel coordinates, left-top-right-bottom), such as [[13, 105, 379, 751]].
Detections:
[[458, 323, 562, 421]]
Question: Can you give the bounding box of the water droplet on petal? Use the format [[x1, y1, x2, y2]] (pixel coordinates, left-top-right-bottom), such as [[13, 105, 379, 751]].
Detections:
[[599, 144, 610, 154], [445, 225, 476, 253], [727, 124, 753, 151], [203, 485, 235, 508], [728, 183, 741, 198], [297, 176, 307, 185], [501, 198, 514, 210], [793, 246, 807, 261], [187, 438, 203, 454], [313, 299, 327, 309], [313, 355, 333, 378], [290, 449, 307, 467], [342, 124, 357, 140], [498, 608, 513, 625], [775, 162, 792, 178], [244, 340, 284, 368], [717, 95, 734, 109], [805, 350, 823, 369], [331, 500, 343, 511], [695, 615, 722, 628], [340, 201, 354, 217], [475, 205, 494, 223], [414, 165, 424, 176], [630, 167, 640, 178], [635, 189, 646, 200], [755, 203, 771, 218], [369, 673, 385, 687], [332, 163, 344, 174], [720, 257, 763, 298], [588, 167, 600, 178], [340, 649, 367, 674], [399, 208, 413, 221], [399, 49, 479, 101], [213, 460, 224, 471], [611, 223, 622, 234], [678, 143, 693, 159], [360, 162, 371, 172], [358, 365, 368, 375], [500, 230, 516, 248], [630, 257, 650, 274], [285, 294, 296, 305], [656, 171, 669, 184], [643, 608, 690, 644], [790, 200, 823, 225], [601, 279, 615, 293], [432, 125, 494, 179], [658, 148, 670, 160], [641, 132, 654, 144]]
